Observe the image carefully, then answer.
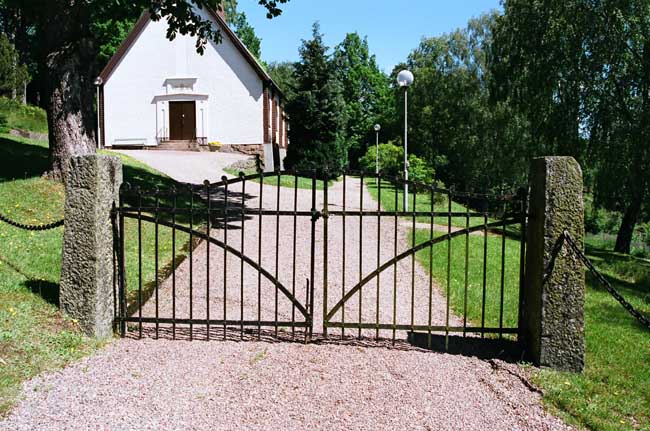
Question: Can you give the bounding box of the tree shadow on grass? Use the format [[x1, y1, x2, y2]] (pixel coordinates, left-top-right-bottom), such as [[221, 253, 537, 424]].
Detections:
[[0, 136, 50, 181], [0, 254, 60, 306], [22, 279, 59, 307]]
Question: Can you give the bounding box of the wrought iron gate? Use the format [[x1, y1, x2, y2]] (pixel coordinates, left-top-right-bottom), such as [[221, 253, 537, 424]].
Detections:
[[113, 170, 526, 347], [319, 172, 527, 347], [113, 172, 318, 341]]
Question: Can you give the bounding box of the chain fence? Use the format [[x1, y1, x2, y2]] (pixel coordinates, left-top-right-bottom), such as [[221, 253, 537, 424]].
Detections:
[[0, 212, 64, 231], [563, 230, 650, 330]]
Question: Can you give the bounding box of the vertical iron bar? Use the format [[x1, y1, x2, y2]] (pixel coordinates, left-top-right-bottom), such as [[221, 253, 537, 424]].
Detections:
[[427, 185, 434, 349], [499, 214, 507, 339], [392, 180, 399, 344], [481, 201, 488, 338], [341, 173, 346, 339], [518, 191, 527, 337], [137, 191, 143, 338], [172, 189, 177, 340], [463, 196, 470, 337], [223, 181, 229, 340], [189, 186, 194, 341], [411, 184, 417, 330], [309, 172, 317, 339], [118, 194, 126, 337], [154, 188, 159, 339], [376, 176, 381, 341], [112, 210, 117, 334], [322, 171, 329, 338], [275, 172, 281, 337], [291, 175, 298, 339], [240, 176, 246, 339], [358, 173, 364, 339], [206, 181, 211, 341], [445, 189, 452, 351], [257, 174, 264, 339]]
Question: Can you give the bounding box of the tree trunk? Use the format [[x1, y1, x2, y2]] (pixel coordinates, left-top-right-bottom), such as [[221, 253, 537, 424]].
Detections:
[[614, 195, 642, 254], [44, 41, 97, 181]]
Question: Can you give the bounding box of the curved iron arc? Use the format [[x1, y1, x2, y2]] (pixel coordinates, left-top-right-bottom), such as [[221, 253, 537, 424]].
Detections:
[[122, 214, 311, 320], [325, 217, 523, 322]]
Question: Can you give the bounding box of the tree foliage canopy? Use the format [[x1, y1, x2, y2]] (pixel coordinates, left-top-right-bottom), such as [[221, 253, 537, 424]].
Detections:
[[284, 23, 348, 175]]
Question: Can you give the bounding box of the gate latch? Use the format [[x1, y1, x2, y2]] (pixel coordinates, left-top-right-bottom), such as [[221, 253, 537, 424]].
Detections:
[[311, 210, 322, 222]]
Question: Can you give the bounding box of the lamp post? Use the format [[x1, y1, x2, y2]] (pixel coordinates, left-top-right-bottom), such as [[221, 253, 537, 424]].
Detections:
[[397, 69, 414, 211], [94, 77, 103, 149], [374, 124, 381, 181]]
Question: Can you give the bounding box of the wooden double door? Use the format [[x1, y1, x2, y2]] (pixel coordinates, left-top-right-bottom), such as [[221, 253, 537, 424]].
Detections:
[[169, 101, 196, 141]]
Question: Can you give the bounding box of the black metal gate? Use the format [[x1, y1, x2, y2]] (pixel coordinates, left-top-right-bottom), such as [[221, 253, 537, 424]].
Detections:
[[320, 173, 527, 348], [113, 172, 318, 341], [113, 170, 526, 347]]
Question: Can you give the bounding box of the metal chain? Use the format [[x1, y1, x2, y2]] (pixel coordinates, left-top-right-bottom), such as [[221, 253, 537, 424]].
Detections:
[[0, 212, 64, 231], [563, 230, 650, 330]]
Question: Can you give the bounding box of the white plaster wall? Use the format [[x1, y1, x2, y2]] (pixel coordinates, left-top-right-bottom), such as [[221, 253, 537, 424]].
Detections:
[[103, 9, 264, 146]]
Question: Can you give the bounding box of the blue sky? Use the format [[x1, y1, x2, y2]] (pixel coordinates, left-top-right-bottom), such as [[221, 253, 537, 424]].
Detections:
[[238, 0, 503, 72]]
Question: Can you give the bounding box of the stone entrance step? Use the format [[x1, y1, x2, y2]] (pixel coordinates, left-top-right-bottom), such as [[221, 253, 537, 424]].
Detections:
[[155, 140, 201, 152]]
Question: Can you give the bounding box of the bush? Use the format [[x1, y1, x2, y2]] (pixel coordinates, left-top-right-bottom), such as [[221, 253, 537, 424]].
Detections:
[[359, 141, 436, 185], [584, 205, 623, 235]]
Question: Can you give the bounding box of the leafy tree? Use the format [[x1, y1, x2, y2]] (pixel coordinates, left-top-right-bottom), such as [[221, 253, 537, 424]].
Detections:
[[332, 33, 392, 167], [398, 13, 521, 191], [224, 0, 262, 59], [268, 61, 298, 103], [491, 0, 650, 253], [284, 23, 347, 176], [92, 19, 138, 66], [0, 0, 287, 180], [0, 32, 28, 100]]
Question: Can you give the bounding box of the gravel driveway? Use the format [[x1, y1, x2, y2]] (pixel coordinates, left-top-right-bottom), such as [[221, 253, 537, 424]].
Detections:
[[112, 149, 251, 184], [1, 340, 571, 431]]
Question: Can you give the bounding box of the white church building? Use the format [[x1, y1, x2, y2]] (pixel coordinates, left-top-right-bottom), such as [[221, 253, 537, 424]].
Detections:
[[97, 6, 288, 170]]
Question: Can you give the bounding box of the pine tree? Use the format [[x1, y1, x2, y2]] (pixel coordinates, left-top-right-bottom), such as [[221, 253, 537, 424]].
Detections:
[[333, 33, 392, 167], [284, 23, 347, 177]]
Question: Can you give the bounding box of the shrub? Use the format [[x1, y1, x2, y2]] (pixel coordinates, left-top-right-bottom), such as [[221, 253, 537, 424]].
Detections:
[[359, 141, 436, 185]]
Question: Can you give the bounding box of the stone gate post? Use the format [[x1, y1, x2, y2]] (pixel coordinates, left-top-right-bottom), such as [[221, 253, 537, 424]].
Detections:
[[60, 155, 123, 339], [520, 156, 585, 372]]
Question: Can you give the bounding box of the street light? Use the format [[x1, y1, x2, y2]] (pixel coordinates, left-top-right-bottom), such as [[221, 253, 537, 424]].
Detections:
[[397, 69, 414, 211], [94, 77, 103, 149], [374, 124, 381, 180]]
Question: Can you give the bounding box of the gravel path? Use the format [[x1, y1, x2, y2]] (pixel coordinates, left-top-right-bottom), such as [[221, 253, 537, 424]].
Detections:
[[112, 150, 251, 184], [1, 340, 571, 431]]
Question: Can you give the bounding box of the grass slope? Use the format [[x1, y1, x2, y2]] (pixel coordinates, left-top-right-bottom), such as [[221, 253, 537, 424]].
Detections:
[[0, 98, 48, 135], [0, 134, 189, 415]]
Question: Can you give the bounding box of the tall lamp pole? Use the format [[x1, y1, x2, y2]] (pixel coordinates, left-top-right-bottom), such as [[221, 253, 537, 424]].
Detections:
[[374, 124, 381, 181], [94, 77, 103, 149], [397, 70, 414, 211]]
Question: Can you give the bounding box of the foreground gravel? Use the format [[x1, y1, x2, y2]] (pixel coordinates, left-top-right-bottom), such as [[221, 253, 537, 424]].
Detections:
[[1, 339, 571, 431]]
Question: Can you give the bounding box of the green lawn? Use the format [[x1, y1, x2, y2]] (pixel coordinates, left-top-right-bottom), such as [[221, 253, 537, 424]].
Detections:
[[0, 134, 191, 415], [365, 179, 512, 229], [412, 229, 522, 331]]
